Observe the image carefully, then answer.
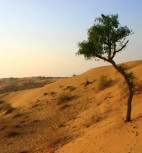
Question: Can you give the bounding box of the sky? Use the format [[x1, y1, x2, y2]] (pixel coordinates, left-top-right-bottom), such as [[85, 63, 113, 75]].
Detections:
[[0, 0, 142, 78]]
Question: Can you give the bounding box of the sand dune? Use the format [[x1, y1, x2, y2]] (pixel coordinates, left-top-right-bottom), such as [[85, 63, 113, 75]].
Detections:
[[0, 77, 61, 94], [0, 60, 142, 153]]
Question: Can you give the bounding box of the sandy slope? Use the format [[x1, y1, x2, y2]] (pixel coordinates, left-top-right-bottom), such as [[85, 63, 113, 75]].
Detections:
[[0, 60, 142, 153]]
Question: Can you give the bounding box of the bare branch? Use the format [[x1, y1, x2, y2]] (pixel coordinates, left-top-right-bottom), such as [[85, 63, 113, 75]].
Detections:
[[94, 53, 109, 62], [111, 40, 129, 59]]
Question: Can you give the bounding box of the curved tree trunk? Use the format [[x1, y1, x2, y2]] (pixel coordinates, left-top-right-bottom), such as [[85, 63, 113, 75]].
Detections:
[[126, 88, 134, 121], [110, 60, 134, 122]]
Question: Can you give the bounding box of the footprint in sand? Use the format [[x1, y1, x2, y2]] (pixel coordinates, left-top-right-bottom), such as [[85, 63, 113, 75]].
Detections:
[[129, 125, 140, 153]]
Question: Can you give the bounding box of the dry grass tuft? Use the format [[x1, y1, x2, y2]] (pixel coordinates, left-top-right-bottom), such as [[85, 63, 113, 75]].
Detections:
[[0, 101, 14, 114], [56, 93, 74, 105], [64, 86, 76, 91], [98, 75, 113, 90], [4, 131, 19, 138]]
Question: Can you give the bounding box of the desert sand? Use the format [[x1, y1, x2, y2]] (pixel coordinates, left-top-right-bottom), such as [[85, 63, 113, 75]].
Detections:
[[0, 60, 142, 153]]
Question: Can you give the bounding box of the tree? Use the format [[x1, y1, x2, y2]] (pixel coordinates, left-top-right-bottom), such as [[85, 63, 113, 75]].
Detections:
[[77, 14, 134, 122]]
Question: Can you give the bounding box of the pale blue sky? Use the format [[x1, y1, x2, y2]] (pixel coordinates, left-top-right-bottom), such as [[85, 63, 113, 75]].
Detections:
[[0, 0, 142, 78]]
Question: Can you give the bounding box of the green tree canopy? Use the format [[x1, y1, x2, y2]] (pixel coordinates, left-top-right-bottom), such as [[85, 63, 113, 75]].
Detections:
[[77, 14, 132, 61]]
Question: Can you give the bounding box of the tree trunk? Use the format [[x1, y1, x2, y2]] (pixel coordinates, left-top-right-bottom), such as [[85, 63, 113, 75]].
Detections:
[[110, 60, 134, 122], [126, 88, 134, 121]]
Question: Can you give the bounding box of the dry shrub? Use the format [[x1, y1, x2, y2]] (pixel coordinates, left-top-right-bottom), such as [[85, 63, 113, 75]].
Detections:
[[92, 115, 103, 123], [0, 102, 13, 113], [60, 104, 70, 110], [44, 92, 49, 96], [4, 108, 14, 115], [83, 79, 95, 87], [49, 135, 72, 148], [98, 75, 113, 90], [50, 91, 56, 96], [65, 86, 76, 91], [56, 93, 73, 105], [85, 113, 105, 128], [5, 131, 19, 138], [84, 80, 90, 86]]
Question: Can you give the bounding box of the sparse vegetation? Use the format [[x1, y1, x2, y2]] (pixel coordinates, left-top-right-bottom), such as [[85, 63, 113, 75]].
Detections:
[[84, 80, 91, 86], [98, 75, 113, 90], [4, 131, 19, 138], [50, 91, 56, 96], [44, 92, 49, 96], [4, 108, 14, 115], [65, 86, 76, 91], [0, 77, 58, 94], [56, 93, 73, 105], [59, 104, 70, 110], [0, 101, 13, 113], [92, 114, 103, 123], [50, 135, 72, 148]]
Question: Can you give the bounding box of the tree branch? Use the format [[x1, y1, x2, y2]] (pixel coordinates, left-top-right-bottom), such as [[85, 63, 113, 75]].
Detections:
[[94, 53, 109, 62], [111, 40, 129, 59]]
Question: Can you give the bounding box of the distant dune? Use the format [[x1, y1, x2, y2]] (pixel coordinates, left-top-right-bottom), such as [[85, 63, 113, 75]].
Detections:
[[0, 60, 142, 153], [0, 77, 63, 94]]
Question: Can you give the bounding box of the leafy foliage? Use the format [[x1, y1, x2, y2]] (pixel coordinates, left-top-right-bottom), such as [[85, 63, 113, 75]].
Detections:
[[77, 14, 132, 61]]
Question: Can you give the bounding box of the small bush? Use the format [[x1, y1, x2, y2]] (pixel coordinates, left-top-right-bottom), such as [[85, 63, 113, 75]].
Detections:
[[4, 131, 19, 138], [83, 79, 95, 86], [0, 102, 13, 113], [84, 80, 90, 86], [56, 93, 73, 105], [98, 75, 113, 90], [44, 92, 48, 96], [65, 86, 76, 91], [92, 115, 103, 123], [4, 108, 14, 115], [50, 91, 56, 96]]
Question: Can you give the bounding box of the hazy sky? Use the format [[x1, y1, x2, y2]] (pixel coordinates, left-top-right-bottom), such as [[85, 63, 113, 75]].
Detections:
[[0, 0, 142, 78]]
